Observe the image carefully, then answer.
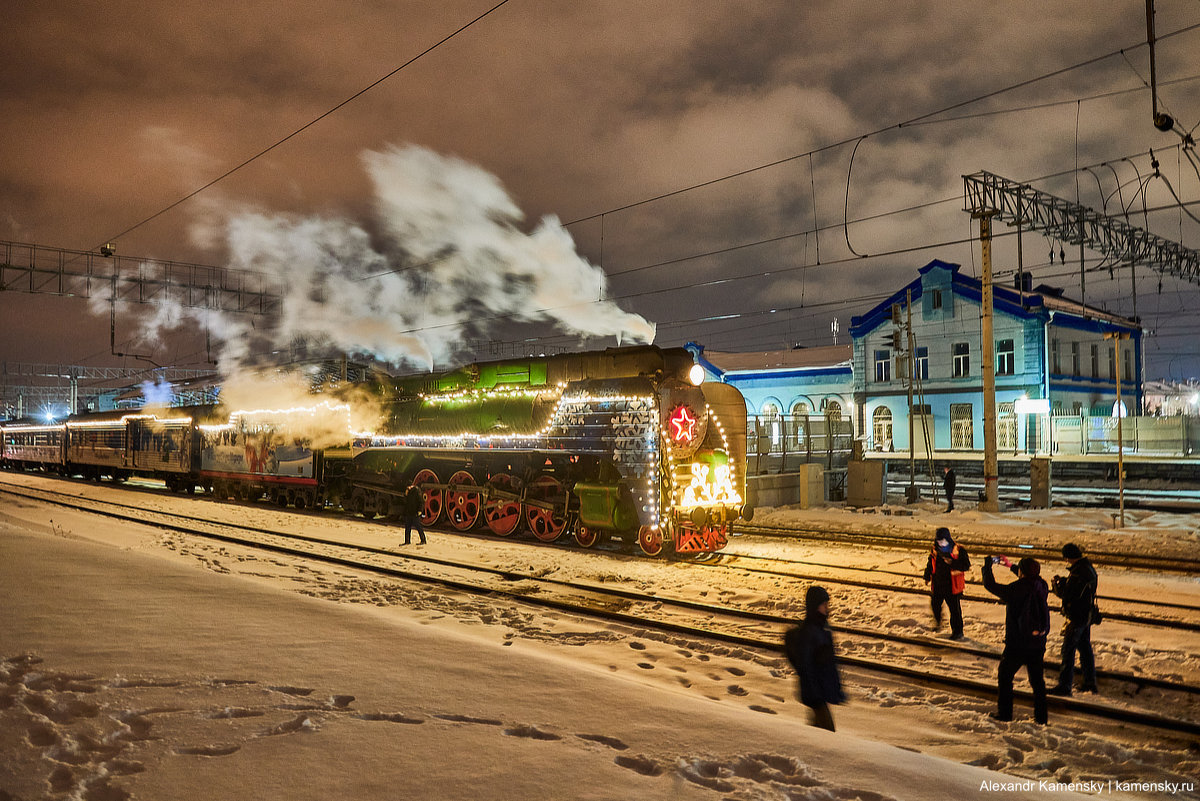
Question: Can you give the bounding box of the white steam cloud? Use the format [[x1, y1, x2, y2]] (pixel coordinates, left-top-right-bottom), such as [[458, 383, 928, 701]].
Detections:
[[214, 144, 655, 369]]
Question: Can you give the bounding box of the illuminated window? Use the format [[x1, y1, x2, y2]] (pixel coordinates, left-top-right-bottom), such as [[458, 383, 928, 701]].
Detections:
[[951, 403, 973, 449], [872, 406, 893, 451], [761, 402, 781, 447], [790, 402, 810, 449], [998, 401, 1016, 450]]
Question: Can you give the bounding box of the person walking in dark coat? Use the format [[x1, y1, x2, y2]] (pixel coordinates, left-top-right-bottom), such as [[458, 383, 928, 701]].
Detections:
[[923, 527, 970, 640], [942, 466, 957, 512], [784, 586, 846, 731], [1048, 543, 1098, 695], [402, 483, 427, 545], [982, 555, 1050, 724]]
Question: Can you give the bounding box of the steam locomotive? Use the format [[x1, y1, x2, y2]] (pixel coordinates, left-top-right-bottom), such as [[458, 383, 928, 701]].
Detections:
[[0, 346, 752, 557]]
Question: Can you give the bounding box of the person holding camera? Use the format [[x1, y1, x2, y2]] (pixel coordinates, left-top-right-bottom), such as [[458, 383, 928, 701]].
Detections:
[[923, 527, 970, 640], [1048, 543, 1098, 696], [982, 554, 1050, 725]]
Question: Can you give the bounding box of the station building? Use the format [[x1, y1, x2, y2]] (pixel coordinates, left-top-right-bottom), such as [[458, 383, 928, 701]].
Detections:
[[849, 259, 1142, 454], [690, 259, 1146, 461]]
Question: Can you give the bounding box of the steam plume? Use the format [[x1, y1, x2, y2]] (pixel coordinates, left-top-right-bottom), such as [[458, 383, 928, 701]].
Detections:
[[214, 144, 655, 369]]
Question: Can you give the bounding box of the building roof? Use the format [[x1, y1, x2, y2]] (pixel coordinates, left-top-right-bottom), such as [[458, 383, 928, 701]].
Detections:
[[691, 344, 852, 374], [849, 259, 1142, 336]]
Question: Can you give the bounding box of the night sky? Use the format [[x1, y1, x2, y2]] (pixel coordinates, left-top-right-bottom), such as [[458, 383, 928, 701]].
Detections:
[[2, 0, 1198, 385]]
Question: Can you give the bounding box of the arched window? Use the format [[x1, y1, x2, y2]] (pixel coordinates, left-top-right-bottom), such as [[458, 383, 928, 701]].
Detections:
[[790, 401, 810, 449], [761, 401, 782, 447], [824, 400, 843, 421], [872, 406, 893, 451]]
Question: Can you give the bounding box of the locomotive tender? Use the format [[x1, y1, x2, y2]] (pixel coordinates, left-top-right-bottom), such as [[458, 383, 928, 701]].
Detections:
[[0, 345, 752, 557]]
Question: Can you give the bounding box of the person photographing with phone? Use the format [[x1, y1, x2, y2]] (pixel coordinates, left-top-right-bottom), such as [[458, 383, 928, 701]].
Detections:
[[982, 553, 1050, 725]]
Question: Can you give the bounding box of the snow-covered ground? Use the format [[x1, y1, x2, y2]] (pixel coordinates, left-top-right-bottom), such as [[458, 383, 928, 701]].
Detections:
[[2, 476, 1198, 800]]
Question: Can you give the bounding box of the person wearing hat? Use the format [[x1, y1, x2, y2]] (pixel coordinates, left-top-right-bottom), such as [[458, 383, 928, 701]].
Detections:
[[923, 527, 971, 640], [1048, 543, 1099, 695], [982, 554, 1050, 724], [784, 586, 846, 731]]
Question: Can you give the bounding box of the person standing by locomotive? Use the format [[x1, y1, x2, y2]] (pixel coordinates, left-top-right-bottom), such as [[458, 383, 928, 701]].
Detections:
[[982, 555, 1050, 725], [784, 586, 846, 731], [942, 465, 957, 512], [923, 527, 970, 640], [1048, 543, 1099, 695], [402, 483, 427, 546]]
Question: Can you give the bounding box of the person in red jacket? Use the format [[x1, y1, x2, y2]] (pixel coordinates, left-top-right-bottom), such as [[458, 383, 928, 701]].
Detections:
[[923, 527, 970, 640]]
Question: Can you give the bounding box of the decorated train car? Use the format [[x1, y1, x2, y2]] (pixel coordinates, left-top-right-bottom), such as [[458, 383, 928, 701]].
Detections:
[[0, 424, 66, 471], [197, 406, 333, 508], [64, 414, 198, 490], [331, 345, 752, 556]]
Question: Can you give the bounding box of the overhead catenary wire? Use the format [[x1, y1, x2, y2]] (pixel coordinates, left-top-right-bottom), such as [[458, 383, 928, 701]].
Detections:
[[563, 22, 1200, 229], [93, 0, 514, 251]]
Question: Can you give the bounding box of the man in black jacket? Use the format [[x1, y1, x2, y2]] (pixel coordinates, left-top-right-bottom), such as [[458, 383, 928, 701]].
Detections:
[[784, 586, 846, 731], [1049, 543, 1098, 695], [402, 483, 427, 546], [982, 555, 1050, 724], [942, 466, 956, 512]]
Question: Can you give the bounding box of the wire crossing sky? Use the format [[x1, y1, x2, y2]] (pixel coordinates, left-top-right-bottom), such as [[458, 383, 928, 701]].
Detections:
[[1, 0, 1198, 379]]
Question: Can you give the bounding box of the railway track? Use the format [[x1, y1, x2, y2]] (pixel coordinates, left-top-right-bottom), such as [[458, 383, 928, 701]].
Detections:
[[709, 550, 1200, 631], [5, 479, 1199, 737], [735, 521, 1200, 574]]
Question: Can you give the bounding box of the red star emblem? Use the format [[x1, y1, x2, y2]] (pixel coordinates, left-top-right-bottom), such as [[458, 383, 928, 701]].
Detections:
[[669, 405, 698, 444]]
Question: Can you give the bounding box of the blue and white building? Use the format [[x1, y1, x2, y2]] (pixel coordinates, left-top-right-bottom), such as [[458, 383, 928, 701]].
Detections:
[[849, 259, 1143, 453], [685, 343, 854, 426]]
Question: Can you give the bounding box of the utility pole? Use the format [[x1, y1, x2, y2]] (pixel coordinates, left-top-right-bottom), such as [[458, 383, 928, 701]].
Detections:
[[905, 290, 918, 502], [976, 214, 1000, 512], [1106, 331, 1130, 527]]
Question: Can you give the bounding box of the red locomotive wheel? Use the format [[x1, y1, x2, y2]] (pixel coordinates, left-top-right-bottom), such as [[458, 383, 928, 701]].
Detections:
[[573, 525, 606, 548], [445, 470, 481, 531], [525, 475, 569, 542], [637, 525, 665, 557], [413, 468, 443, 525], [483, 473, 523, 536]]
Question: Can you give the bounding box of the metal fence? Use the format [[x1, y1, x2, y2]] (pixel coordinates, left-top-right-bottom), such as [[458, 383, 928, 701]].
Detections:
[[745, 414, 855, 476], [1049, 414, 1200, 456]]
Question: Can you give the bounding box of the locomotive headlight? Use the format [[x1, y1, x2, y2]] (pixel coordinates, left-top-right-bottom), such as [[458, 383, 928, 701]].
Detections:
[[688, 364, 705, 386]]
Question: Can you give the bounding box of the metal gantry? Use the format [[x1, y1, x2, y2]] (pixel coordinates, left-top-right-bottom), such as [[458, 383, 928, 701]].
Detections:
[[1, 362, 216, 418], [0, 240, 285, 313], [962, 171, 1200, 286]]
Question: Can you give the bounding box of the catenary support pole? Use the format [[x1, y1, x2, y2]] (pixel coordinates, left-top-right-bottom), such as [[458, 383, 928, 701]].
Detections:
[[978, 215, 1000, 512]]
